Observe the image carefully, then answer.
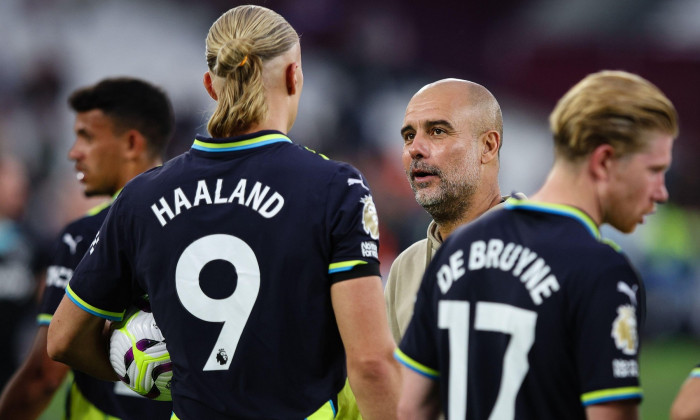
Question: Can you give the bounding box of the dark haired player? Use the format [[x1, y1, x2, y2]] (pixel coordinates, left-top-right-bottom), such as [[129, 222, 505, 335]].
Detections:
[[0, 77, 174, 419]]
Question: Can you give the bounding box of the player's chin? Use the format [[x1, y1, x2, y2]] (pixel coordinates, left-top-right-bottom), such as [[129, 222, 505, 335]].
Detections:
[[609, 216, 638, 234], [83, 187, 101, 198]]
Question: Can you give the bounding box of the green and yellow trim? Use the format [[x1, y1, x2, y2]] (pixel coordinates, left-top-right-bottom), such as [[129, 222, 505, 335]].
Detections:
[[581, 386, 642, 406], [86, 189, 121, 216], [192, 133, 291, 152], [505, 199, 600, 240], [394, 348, 439, 379], [65, 284, 124, 321], [37, 313, 52, 326], [328, 260, 368, 274], [67, 380, 121, 420], [169, 381, 349, 420]]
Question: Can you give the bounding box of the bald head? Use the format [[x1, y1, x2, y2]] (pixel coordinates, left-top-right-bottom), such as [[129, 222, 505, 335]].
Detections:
[[401, 78, 503, 234], [409, 78, 503, 141]]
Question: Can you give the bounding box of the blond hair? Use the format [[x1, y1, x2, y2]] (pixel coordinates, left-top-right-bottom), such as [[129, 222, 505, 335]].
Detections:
[[205, 5, 299, 137], [549, 70, 678, 161]]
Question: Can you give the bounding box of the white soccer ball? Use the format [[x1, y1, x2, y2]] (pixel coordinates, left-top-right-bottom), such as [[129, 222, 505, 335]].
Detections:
[[109, 302, 172, 401]]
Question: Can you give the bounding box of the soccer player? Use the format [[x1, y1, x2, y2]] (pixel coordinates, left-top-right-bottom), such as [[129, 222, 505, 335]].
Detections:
[[385, 78, 526, 344], [395, 70, 678, 420], [0, 77, 174, 419], [47, 5, 400, 420]]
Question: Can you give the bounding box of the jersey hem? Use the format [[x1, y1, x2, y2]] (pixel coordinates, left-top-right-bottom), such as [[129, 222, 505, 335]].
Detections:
[[330, 262, 379, 282], [66, 284, 124, 321], [394, 348, 439, 379], [580, 386, 643, 406]]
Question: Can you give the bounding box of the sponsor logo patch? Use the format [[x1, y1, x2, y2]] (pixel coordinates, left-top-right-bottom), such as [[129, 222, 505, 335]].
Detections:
[[361, 241, 378, 258], [611, 304, 638, 355], [612, 359, 639, 378], [360, 195, 379, 240], [46, 265, 73, 289]]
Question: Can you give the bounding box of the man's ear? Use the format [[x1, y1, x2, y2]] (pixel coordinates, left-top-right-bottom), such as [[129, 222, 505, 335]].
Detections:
[[481, 131, 501, 164], [285, 63, 298, 96], [589, 144, 616, 181], [124, 129, 148, 160], [203, 71, 218, 100]]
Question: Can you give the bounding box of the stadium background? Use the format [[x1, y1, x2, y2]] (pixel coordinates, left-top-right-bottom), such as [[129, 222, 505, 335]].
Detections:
[[0, 0, 698, 418]]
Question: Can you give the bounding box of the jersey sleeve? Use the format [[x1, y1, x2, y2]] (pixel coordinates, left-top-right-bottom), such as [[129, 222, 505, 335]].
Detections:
[[395, 251, 441, 380], [573, 257, 644, 406], [38, 226, 81, 324], [37, 213, 105, 325], [65, 194, 135, 322], [325, 165, 381, 283]]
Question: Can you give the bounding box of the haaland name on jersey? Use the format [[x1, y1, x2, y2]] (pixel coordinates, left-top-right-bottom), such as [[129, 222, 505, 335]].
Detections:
[[151, 178, 284, 227], [436, 238, 560, 305]]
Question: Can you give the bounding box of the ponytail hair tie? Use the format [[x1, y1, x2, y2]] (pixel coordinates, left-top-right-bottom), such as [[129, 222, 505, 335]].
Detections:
[[238, 55, 249, 67]]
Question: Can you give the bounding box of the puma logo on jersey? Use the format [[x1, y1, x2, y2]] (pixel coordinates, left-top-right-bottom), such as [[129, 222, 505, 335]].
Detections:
[[347, 177, 369, 190], [617, 281, 638, 306], [62, 233, 83, 255]]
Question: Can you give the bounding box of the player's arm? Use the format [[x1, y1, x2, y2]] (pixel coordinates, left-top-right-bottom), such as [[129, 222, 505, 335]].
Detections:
[[331, 275, 401, 420], [586, 400, 639, 420], [670, 375, 700, 420], [47, 294, 118, 382], [0, 326, 70, 420], [397, 365, 440, 420]]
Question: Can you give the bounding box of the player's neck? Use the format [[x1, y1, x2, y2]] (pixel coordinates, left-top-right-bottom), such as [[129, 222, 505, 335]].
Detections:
[[243, 91, 295, 135], [436, 188, 503, 240], [117, 158, 163, 192], [237, 116, 289, 136], [530, 163, 601, 226]]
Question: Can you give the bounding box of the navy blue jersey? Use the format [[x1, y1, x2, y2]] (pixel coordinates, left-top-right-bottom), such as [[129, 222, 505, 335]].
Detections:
[[39, 202, 173, 419], [66, 131, 381, 419], [397, 200, 643, 420]]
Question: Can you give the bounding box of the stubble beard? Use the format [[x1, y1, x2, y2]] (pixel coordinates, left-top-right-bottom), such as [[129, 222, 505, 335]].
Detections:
[[408, 161, 480, 225]]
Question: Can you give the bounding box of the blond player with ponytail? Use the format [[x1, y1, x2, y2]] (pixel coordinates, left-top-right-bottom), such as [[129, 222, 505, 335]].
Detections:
[[49, 5, 400, 420]]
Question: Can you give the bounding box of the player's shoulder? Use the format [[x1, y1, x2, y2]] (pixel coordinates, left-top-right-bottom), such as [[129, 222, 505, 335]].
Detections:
[[61, 202, 111, 235], [586, 238, 636, 277], [113, 159, 183, 202], [282, 144, 370, 194], [290, 143, 362, 175], [125, 159, 175, 187]]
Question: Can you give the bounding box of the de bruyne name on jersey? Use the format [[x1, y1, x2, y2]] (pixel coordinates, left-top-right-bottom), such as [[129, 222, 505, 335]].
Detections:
[[436, 238, 560, 306]]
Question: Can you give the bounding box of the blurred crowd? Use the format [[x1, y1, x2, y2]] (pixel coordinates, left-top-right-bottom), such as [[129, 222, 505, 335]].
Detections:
[[1, 0, 699, 388]]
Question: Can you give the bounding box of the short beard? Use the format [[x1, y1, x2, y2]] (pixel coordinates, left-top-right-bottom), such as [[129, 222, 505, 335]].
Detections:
[[416, 180, 477, 225], [408, 160, 479, 225]]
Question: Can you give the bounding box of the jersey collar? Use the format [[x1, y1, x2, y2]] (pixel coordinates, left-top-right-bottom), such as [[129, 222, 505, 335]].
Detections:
[[504, 198, 601, 240], [192, 130, 292, 153]]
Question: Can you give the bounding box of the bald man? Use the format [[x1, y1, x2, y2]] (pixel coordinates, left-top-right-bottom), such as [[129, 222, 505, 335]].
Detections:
[[385, 78, 525, 343]]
